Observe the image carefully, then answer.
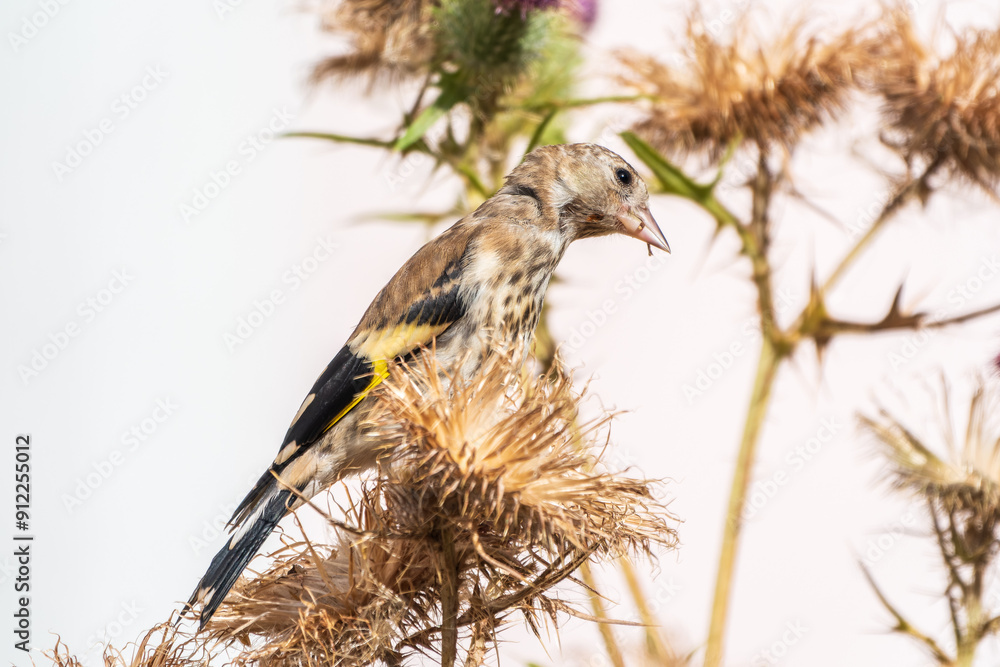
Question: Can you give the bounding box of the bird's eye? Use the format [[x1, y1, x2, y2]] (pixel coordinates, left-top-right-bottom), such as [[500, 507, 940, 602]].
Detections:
[[615, 168, 632, 187]]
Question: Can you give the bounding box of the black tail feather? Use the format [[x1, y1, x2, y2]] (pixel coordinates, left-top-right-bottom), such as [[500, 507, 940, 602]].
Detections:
[[186, 487, 293, 629]]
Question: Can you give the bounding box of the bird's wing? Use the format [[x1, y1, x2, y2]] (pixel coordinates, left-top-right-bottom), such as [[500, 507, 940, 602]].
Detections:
[[228, 224, 476, 526]]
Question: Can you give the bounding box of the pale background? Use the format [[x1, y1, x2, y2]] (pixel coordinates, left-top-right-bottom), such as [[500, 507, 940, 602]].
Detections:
[[3, 0, 1000, 665]]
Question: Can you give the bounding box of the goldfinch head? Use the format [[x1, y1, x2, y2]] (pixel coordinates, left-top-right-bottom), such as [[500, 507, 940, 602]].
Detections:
[[506, 143, 670, 253]]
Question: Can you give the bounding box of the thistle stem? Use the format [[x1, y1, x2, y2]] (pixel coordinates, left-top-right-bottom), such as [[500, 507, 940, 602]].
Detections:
[[820, 157, 943, 296], [620, 556, 672, 663], [440, 527, 460, 667], [580, 561, 626, 667], [514, 94, 652, 112], [704, 337, 783, 667], [282, 131, 398, 149]]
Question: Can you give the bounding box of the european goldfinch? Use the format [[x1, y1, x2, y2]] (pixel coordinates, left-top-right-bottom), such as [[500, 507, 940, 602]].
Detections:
[[186, 143, 669, 626]]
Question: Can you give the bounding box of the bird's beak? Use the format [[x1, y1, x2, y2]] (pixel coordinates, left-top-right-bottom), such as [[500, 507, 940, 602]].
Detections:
[[618, 203, 671, 254]]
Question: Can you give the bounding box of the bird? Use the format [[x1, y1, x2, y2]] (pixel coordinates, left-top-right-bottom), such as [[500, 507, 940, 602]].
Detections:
[[185, 142, 669, 628]]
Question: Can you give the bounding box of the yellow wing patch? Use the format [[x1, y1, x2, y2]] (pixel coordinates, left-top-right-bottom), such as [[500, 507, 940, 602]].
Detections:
[[353, 322, 451, 361], [321, 359, 390, 434]]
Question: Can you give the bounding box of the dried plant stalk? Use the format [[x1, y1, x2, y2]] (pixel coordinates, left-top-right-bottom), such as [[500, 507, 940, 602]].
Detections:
[[51, 350, 675, 667], [202, 350, 675, 666], [46, 620, 203, 667], [202, 353, 674, 665], [861, 378, 1000, 666]]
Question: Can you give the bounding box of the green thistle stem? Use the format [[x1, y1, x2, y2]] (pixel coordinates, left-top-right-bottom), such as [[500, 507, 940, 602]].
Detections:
[[705, 337, 783, 667], [819, 156, 944, 298], [283, 131, 397, 149], [580, 561, 626, 667], [620, 556, 672, 663], [515, 94, 652, 111]]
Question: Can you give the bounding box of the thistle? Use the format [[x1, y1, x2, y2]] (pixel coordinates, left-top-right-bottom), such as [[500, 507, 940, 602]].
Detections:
[[53, 350, 675, 667], [312, 0, 436, 84], [862, 377, 1000, 666], [200, 349, 676, 666], [617, 13, 868, 159], [868, 10, 1000, 194]]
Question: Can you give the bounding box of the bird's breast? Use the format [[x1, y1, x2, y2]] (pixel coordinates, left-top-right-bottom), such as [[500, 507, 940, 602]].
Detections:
[[465, 246, 559, 339]]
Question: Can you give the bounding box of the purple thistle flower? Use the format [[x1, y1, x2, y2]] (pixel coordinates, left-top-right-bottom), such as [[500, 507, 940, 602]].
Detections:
[[493, 0, 563, 17], [493, 0, 598, 28], [572, 0, 597, 28]]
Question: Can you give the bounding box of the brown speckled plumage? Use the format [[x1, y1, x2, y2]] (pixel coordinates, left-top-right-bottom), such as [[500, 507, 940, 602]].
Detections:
[[185, 143, 669, 626]]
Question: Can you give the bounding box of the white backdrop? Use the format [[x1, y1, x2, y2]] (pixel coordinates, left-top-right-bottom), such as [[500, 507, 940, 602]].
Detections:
[[4, 1, 1000, 665]]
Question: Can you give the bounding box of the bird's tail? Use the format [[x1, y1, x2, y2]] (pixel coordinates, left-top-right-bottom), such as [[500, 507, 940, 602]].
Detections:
[[185, 472, 294, 629]]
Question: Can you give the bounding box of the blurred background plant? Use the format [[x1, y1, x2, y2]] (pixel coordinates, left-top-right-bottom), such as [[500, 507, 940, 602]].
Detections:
[[862, 377, 1000, 667], [49, 352, 676, 667], [288, 2, 1000, 663], [614, 9, 1000, 666], [47, 0, 1000, 665]]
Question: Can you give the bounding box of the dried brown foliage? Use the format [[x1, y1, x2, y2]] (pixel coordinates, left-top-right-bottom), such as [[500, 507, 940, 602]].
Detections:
[[312, 0, 436, 84], [47, 621, 204, 667], [200, 351, 675, 665], [52, 351, 675, 667], [869, 10, 1000, 193], [617, 13, 868, 158], [863, 378, 1000, 523], [861, 378, 1000, 664]]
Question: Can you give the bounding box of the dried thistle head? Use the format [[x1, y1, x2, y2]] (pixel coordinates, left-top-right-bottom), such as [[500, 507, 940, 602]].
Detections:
[[47, 621, 204, 667], [203, 518, 439, 666], [617, 13, 868, 159], [312, 0, 437, 84], [312, 0, 580, 89], [372, 349, 672, 553], [862, 378, 1000, 540], [201, 348, 676, 666], [433, 0, 553, 91], [868, 10, 1000, 193]]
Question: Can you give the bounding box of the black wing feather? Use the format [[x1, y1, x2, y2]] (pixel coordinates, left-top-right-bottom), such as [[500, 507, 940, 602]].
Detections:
[[227, 346, 371, 527], [227, 280, 467, 528], [281, 345, 372, 451]]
